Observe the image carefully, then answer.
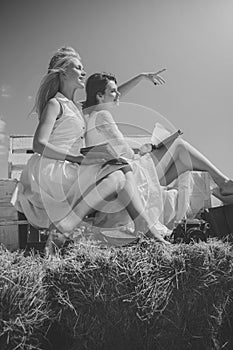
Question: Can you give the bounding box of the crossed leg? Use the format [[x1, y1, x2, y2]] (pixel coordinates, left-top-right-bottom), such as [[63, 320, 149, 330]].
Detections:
[[151, 138, 230, 189], [51, 168, 169, 246], [116, 171, 170, 244]]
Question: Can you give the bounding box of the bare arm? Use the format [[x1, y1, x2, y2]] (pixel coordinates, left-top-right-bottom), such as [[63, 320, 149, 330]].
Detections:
[[33, 99, 84, 163], [96, 111, 135, 159], [118, 69, 166, 97]]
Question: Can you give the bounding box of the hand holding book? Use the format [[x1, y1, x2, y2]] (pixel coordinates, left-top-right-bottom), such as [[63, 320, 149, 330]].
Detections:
[[139, 129, 183, 155]]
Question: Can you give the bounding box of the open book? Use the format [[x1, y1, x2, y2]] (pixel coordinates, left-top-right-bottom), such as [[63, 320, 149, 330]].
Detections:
[[80, 142, 120, 159], [152, 129, 183, 149]]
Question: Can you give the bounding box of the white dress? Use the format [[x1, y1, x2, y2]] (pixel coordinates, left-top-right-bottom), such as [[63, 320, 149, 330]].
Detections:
[[85, 110, 169, 240], [12, 93, 128, 229]]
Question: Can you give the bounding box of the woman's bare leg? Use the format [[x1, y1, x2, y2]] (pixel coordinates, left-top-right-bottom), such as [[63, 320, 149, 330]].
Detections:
[[55, 170, 126, 233], [152, 138, 229, 187], [212, 187, 233, 204], [117, 171, 170, 244], [45, 171, 126, 254], [52, 169, 169, 245], [219, 180, 233, 195], [158, 159, 190, 186]]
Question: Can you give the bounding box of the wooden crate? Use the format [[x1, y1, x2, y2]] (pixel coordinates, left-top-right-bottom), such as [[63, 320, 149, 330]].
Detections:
[[0, 136, 43, 251], [8, 135, 33, 180], [0, 179, 28, 251]]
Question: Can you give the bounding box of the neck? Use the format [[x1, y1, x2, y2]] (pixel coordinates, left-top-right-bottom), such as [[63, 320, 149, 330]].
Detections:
[[94, 103, 110, 112], [59, 86, 79, 102]]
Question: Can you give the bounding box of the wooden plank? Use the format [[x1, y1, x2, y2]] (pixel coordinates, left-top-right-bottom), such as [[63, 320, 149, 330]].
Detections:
[[8, 153, 32, 179], [9, 170, 23, 180], [8, 153, 32, 165], [0, 179, 17, 203], [8, 136, 33, 179], [0, 174, 33, 250], [0, 220, 29, 226], [0, 178, 28, 250], [10, 135, 33, 152], [0, 204, 18, 220], [0, 224, 19, 251], [12, 149, 34, 154]]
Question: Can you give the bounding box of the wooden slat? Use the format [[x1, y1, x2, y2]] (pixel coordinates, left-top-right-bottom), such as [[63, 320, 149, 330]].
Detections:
[[8, 136, 34, 179], [9, 170, 23, 180], [8, 153, 33, 165], [0, 225, 19, 251], [0, 204, 18, 220], [0, 179, 18, 202], [12, 149, 34, 154], [9, 135, 33, 152], [0, 220, 29, 226]]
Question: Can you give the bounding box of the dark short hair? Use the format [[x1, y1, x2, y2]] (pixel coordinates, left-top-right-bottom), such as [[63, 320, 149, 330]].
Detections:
[[84, 72, 117, 109]]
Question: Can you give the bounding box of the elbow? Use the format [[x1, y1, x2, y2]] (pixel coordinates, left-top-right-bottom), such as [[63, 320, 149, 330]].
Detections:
[[33, 138, 45, 154]]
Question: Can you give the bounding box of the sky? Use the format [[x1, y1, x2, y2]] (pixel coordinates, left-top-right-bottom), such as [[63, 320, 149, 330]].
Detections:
[[0, 0, 233, 178]]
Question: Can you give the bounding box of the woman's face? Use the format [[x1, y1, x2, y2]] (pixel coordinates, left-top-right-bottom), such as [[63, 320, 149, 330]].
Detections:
[[100, 80, 120, 106], [63, 58, 86, 89]]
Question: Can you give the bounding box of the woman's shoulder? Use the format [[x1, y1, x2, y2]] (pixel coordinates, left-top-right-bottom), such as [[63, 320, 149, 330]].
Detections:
[[95, 110, 114, 123], [43, 98, 61, 114]]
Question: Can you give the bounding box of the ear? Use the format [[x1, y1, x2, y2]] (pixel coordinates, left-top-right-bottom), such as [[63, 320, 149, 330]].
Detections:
[[96, 92, 103, 103]]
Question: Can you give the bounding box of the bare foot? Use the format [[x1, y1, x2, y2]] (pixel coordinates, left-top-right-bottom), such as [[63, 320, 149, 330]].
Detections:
[[146, 228, 171, 245], [55, 212, 82, 234], [213, 187, 233, 204], [220, 180, 233, 196]]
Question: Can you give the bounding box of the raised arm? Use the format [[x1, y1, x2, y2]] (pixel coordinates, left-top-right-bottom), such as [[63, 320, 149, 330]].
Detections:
[[118, 69, 166, 97], [33, 99, 84, 164]]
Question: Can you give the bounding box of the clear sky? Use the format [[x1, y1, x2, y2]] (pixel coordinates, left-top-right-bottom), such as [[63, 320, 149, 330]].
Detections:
[[1, 0, 233, 177]]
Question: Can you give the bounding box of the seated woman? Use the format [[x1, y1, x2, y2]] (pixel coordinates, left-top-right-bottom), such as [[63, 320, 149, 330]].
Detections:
[[84, 72, 233, 205], [84, 73, 168, 234], [12, 46, 169, 248], [110, 70, 233, 198]]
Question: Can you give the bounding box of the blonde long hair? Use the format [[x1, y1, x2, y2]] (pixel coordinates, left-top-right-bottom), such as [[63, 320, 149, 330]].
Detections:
[[34, 47, 81, 118]]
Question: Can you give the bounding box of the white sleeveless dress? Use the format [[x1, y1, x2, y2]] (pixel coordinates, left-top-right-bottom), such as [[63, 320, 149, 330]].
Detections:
[[12, 93, 127, 229], [85, 110, 169, 240]]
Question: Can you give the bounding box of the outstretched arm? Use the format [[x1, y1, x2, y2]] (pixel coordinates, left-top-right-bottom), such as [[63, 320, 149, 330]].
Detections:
[[118, 69, 166, 97]]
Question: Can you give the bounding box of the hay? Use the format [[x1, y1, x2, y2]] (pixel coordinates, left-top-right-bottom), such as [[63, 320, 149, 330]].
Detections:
[[44, 239, 233, 350], [0, 248, 52, 350], [1, 238, 233, 349]]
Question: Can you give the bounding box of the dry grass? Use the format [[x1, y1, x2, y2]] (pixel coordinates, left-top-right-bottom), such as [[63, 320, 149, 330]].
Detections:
[[1, 238, 233, 349], [0, 248, 52, 350]]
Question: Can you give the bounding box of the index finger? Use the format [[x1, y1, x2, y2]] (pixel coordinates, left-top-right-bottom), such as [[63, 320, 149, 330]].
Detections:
[[155, 68, 166, 75]]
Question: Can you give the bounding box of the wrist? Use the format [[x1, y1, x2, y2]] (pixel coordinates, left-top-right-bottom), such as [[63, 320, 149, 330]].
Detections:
[[65, 154, 72, 162], [139, 73, 147, 79], [66, 154, 77, 163]]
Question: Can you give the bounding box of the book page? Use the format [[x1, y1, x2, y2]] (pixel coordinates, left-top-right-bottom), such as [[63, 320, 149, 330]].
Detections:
[[151, 123, 171, 145]]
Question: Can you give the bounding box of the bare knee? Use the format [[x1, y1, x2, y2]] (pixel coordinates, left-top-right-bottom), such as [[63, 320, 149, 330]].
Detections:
[[106, 170, 126, 192], [174, 138, 190, 151]]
